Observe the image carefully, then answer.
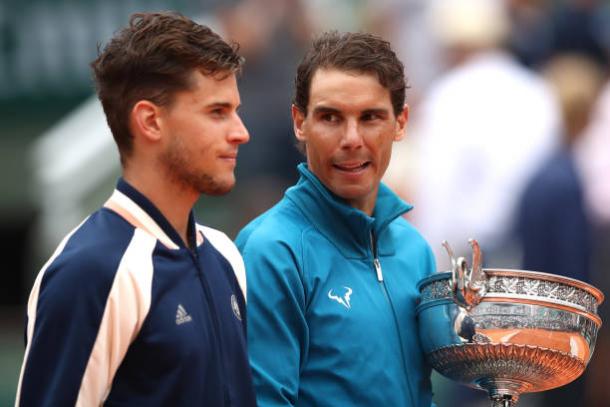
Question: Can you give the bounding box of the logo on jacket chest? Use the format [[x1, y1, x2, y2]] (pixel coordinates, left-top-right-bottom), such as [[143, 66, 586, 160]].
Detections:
[[175, 304, 193, 325], [328, 286, 353, 309], [231, 294, 242, 321]]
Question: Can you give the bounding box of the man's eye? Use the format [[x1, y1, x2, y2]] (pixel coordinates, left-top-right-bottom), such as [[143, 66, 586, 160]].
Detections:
[[211, 109, 226, 117], [362, 113, 379, 121], [321, 113, 339, 123]]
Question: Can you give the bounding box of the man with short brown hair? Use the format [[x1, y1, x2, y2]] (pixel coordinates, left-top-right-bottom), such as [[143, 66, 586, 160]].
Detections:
[[237, 31, 435, 406], [16, 12, 256, 406]]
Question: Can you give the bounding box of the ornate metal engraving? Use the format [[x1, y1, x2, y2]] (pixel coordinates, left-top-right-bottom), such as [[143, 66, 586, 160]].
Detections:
[[470, 303, 599, 347], [486, 275, 598, 314], [419, 278, 453, 303], [419, 272, 599, 315], [427, 343, 585, 393], [416, 240, 604, 407]]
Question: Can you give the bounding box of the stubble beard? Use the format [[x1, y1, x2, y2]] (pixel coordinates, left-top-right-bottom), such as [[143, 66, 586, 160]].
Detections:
[[159, 138, 234, 196]]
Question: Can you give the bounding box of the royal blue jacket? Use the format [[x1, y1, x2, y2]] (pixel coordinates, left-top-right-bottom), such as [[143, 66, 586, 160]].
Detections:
[[237, 164, 436, 406], [17, 179, 256, 406]]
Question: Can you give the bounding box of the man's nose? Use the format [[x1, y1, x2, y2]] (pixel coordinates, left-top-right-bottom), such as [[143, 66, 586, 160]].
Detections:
[[228, 113, 250, 145], [340, 119, 363, 149]]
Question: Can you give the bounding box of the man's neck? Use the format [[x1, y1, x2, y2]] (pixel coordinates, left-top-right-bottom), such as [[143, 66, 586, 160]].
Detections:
[[346, 189, 378, 217], [122, 169, 198, 249]]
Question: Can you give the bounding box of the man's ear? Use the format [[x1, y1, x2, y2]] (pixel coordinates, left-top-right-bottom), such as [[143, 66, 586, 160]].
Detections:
[[394, 104, 409, 142], [291, 104, 307, 142], [131, 100, 163, 143]]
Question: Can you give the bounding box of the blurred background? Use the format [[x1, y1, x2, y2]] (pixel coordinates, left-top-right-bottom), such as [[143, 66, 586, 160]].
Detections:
[[1, 0, 609, 405]]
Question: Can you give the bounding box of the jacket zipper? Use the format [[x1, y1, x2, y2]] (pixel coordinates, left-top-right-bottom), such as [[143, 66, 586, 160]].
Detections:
[[370, 231, 416, 407], [189, 249, 231, 406]]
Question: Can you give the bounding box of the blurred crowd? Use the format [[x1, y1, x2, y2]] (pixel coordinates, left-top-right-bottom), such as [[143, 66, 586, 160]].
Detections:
[[2, 0, 610, 406]]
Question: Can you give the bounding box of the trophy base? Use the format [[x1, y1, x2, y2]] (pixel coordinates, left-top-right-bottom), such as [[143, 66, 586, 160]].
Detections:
[[427, 343, 586, 406], [490, 393, 518, 407]]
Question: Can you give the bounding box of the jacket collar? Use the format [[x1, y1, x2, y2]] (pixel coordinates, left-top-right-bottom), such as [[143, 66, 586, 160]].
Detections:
[[104, 178, 198, 250], [285, 163, 412, 259]]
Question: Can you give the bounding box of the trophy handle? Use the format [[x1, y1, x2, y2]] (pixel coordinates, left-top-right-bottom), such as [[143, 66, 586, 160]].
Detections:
[[442, 239, 487, 310]]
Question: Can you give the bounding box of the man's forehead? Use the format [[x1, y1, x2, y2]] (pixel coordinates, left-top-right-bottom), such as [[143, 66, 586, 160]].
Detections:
[[189, 68, 238, 86], [310, 67, 381, 87], [308, 68, 392, 111], [173, 69, 240, 105]]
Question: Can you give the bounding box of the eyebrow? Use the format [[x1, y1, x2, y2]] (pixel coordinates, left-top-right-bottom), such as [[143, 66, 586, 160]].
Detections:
[[312, 106, 341, 116], [361, 108, 390, 116], [205, 102, 234, 110], [312, 106, 390, 116]]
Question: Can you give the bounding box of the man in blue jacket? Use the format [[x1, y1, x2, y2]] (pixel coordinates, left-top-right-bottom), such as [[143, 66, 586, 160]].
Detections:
[[237, 31, 436, 406], [17, 12, 256, 406]]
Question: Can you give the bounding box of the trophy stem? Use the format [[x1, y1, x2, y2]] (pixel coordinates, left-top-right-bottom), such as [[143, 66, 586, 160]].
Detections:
[[490, 394, 518, 407]]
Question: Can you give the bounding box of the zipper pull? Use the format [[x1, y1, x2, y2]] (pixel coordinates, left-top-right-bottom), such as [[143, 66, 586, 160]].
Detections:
[[374, 258, 383, 282], [370, 231, 383, 282]]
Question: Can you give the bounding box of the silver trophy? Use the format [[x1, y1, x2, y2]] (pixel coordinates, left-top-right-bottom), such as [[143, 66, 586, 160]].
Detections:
[[416, 240, 604, 407]]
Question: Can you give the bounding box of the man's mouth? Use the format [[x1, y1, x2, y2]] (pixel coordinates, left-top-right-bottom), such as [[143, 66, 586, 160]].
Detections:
[[333, 161, 371, 172], [219, 151, 238, 160]]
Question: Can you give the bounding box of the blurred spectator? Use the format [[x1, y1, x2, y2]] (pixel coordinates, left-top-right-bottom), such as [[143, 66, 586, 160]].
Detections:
[[550, 0, 610, 69], [219, 0, 311, 223], [364, 0, 445, 99], [516, 55, 604, 283], [574, 80, 610, 226], [409, 0, 560, 272], [506, 0, 554, 68], [507, 0, 610, 69], [516, 53, 608, 407]]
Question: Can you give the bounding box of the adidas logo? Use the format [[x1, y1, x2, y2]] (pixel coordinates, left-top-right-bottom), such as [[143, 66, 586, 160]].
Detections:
[[175, 304, 192, 325]]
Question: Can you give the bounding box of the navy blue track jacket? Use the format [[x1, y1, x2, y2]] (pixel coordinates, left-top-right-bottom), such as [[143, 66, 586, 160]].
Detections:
[[16, 179, 256, 406]]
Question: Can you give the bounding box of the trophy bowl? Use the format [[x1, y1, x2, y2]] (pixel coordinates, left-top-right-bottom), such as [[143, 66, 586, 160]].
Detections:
[[416, 241, 604, 407]]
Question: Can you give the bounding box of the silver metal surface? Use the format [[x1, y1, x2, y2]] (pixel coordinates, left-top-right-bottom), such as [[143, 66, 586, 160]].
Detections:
[[417, 240, 604, 406]]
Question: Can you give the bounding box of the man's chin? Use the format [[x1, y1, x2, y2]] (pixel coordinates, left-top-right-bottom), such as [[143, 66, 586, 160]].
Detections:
[[203, 186, 233, 196], [331, 184, 370, 200], [199, 178, 235, 196]]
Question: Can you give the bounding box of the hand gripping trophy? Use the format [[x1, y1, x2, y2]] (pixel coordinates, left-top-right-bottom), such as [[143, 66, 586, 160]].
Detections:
[[416, 240, 604, 407]]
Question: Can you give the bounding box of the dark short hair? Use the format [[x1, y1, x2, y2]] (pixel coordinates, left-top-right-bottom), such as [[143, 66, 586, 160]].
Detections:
[[91, 11, 243, 164], [293, 31, 407, 117]]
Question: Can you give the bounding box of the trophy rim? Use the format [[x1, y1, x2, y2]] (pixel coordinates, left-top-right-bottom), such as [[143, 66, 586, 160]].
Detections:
[[418, 269, 604, 305], [481, 296, 602, 326]]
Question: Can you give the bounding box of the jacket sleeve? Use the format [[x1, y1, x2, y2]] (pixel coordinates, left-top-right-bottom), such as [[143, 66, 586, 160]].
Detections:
[[239, 234, 308, 407], [16, 229, 155, 407]]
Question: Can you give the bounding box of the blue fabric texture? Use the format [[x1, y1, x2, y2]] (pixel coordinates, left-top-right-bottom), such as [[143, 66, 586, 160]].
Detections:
[[237, 163, 436, 407]]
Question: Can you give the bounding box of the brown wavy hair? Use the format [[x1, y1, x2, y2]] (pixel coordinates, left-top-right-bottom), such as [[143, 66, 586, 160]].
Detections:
[[293, 31, 407, 117], [91, 11, 243, 164]]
